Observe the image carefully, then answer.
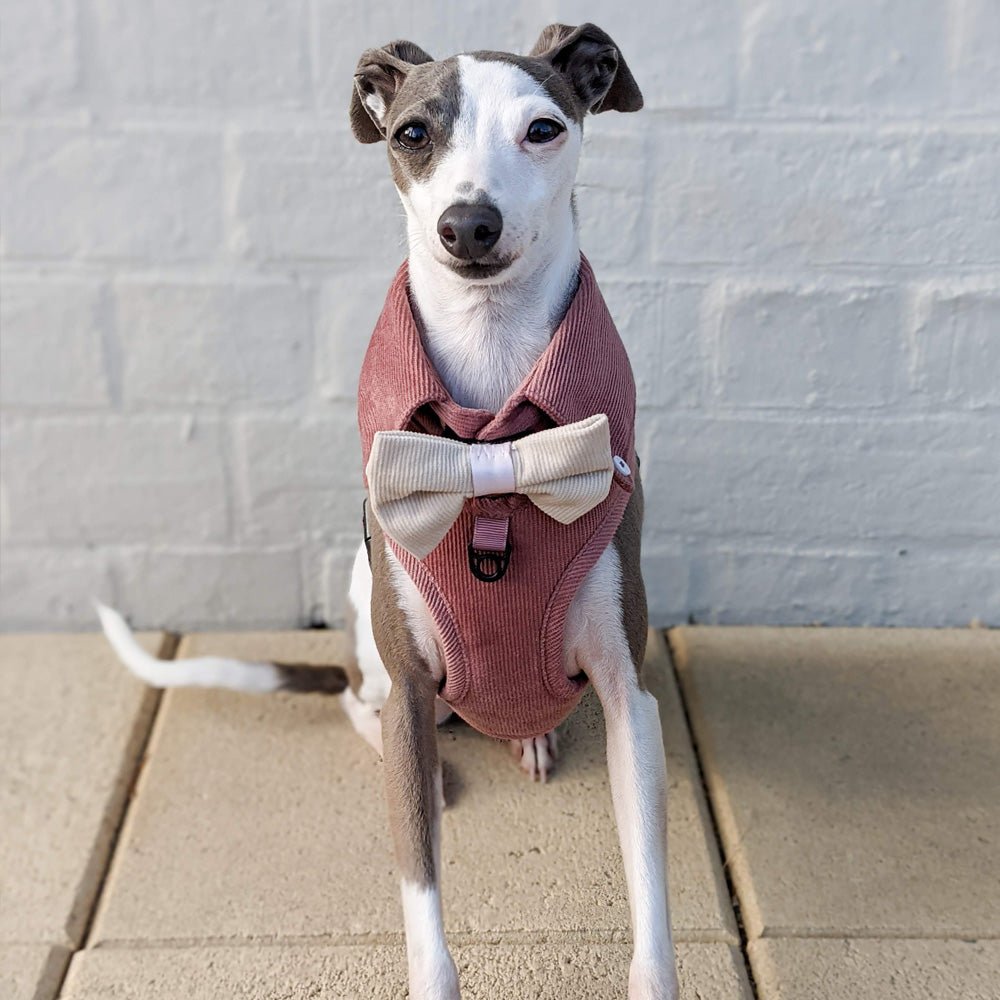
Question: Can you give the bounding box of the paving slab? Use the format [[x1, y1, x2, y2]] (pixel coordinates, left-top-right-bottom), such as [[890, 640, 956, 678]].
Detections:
[[0, 945, 71, 1000], [0, 632, 165, 948], [92, 630, 735, 945], [434, 631, 735, 942], [62, 941, 751, 999], [749, 937, 1000, 1000], [672, 627, 1000, 940]]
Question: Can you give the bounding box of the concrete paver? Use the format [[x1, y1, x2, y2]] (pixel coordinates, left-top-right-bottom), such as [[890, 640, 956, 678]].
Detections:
[[0, 633, 166, 948], [9, 624, 998, 996], [61, 941, 751, 999], [0, 945, 71, 1000], [92, 630, 736, 945], [672, 627, 1000, 940], [749, 937, 1000, 1000], [436, 631, 735, 941]]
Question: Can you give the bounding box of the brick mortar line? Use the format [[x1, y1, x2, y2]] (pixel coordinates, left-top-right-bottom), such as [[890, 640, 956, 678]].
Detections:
[[3, 261, 1000, 280], [53, 632, 181, 999], [4, 260, 1000, 281], [663, 627, 761, 1000], [3, 113, 1000, 131], [5, 533, 1000, 551], [4, 408, 999, 426]]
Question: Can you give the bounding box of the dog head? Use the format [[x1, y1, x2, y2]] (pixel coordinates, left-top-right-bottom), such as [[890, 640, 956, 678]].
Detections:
[[350, 24, 642, 284]]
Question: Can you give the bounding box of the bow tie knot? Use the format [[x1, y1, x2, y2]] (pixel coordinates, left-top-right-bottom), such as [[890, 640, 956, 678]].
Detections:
[[366, 413, 616, 559]]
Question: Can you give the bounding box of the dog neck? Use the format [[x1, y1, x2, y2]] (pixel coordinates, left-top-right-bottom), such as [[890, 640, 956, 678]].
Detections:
[[406, 207, 580, 414]]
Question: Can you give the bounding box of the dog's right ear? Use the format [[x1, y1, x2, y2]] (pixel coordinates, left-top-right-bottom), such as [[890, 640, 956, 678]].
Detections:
[[350, 40, 434, 144]]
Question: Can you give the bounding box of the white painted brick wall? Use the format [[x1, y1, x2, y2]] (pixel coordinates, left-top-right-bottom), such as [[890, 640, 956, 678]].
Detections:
[[115, 279, 313, 406], [86, 1, 313, 109], [1, 3, 998, 630], [2, 416, 229, 544], [1, 279, 112, 408], [738, 0, 950, 112]]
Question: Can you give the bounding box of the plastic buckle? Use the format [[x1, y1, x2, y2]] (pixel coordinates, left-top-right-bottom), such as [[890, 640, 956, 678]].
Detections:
[[468, 541, 512, 583]]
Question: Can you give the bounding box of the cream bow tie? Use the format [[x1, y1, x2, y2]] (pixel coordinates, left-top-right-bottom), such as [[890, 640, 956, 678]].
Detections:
[[366, 413, 615, 559]]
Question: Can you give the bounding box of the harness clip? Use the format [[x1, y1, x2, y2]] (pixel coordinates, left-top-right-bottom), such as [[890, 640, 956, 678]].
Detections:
[[468, 541, 512, 583]]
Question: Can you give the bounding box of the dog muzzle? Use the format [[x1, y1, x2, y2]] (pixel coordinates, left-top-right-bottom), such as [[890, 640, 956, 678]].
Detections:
[[365, 413, 616, 559]]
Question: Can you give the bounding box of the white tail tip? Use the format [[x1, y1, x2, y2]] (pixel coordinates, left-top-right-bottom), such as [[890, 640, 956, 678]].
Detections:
[[95, 601, 283, 693]]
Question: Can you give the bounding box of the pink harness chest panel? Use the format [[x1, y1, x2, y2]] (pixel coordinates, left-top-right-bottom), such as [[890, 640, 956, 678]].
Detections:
[[358, 256, 636, 741]]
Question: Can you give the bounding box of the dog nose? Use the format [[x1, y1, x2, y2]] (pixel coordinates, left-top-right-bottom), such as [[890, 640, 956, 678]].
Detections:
[[437, 204, 503, 260]]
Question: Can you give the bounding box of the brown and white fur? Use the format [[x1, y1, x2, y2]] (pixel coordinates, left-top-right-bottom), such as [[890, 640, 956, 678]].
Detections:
[[99, 24, 677, 1000]]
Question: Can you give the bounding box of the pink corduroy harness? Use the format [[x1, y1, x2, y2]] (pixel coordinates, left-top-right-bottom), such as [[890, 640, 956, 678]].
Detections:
[[358, 256, 636, 740]]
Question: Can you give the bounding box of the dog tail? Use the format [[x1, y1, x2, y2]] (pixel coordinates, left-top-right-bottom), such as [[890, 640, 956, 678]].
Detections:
[[95, 602, 348, 695]]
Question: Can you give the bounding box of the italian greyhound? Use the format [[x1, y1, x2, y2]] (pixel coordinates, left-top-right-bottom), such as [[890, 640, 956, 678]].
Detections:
[[99, 23, 677, 1000]]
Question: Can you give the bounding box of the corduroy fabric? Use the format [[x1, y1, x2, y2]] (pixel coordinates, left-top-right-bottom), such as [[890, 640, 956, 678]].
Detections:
[[358, 256, 636, 740]]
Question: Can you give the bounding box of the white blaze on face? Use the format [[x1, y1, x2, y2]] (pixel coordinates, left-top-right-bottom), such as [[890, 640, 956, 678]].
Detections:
[[401, 55, 583, 275]]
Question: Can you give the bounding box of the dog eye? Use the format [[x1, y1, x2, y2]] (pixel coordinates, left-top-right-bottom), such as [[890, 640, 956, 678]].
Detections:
[[525, 119, 564, 144], [395, 122, 430, 150]]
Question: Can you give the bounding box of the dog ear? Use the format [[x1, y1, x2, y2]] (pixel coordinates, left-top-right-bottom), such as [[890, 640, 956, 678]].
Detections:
[[528, 23, 642, 115], [350, 40, 434, 144]]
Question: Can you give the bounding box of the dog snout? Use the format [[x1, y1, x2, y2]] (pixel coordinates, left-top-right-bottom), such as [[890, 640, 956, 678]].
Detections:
[[436, 204, 503, 260]]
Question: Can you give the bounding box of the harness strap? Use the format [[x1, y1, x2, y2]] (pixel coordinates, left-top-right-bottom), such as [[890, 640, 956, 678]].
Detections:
[[468, 515, 511, 583]]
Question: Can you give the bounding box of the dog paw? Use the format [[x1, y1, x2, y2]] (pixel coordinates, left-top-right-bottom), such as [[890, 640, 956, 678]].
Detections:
[[628, 958, 679, 1000], [509, 730, 558, 782], [408, 955, 461, 1000]]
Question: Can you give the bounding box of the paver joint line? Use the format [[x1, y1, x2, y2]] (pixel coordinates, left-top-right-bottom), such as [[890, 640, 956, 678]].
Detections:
[[755, 928, 1000, 943], [52, 633, 181, 1000], [663, 628, 762, 1000], [81, 928, 655, 951]]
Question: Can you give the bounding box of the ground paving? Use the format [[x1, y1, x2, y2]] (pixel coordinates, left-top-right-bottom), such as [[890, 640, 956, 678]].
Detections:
[[2, 625, 996, 998], [673, 626, 1000, 999]]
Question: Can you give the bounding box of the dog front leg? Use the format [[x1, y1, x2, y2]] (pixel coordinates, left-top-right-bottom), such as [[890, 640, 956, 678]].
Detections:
[[380, 673, 460, 1000], [590, 664, 679, 1000]]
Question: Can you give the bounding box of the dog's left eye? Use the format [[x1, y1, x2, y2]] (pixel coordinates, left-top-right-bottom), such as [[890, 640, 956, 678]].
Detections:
[[525, 119, 564, 144], [395, 122, 430, 150]]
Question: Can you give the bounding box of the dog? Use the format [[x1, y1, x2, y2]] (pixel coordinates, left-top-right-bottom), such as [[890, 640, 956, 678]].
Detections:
[[99, 23, 678, 1000]]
